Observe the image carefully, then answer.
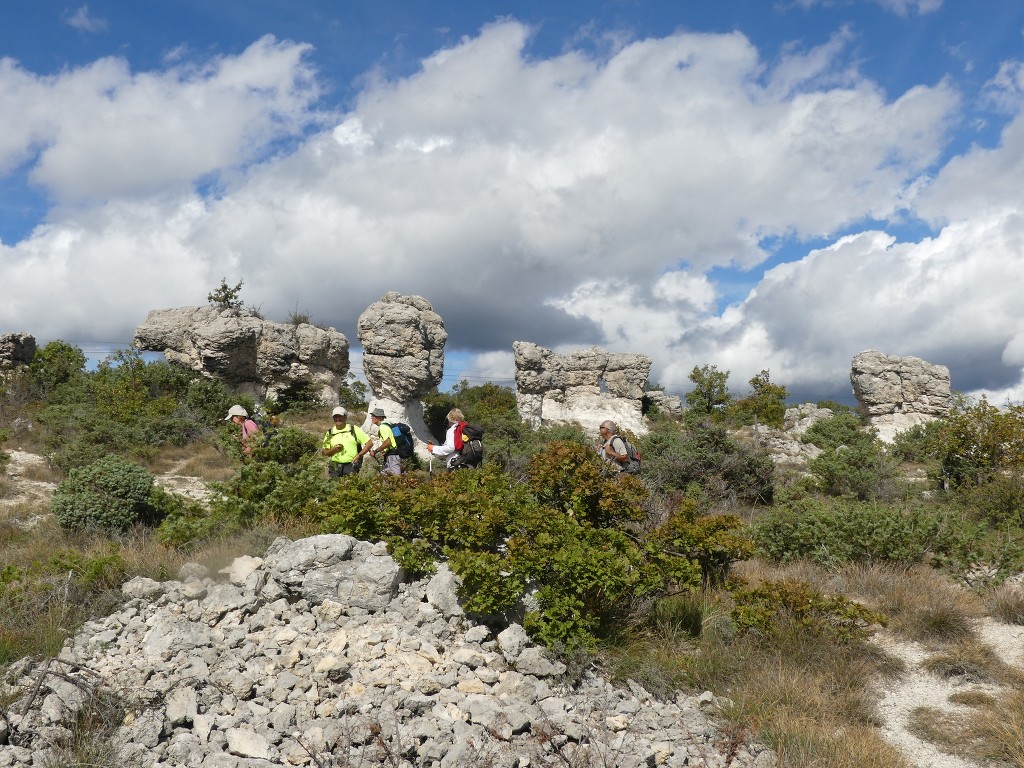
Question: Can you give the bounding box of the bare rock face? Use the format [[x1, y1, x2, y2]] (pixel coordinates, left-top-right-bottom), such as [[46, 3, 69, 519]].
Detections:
[[850, 349, 951, 443], [783, 403, 835, 436], [0, 333, 35, 370], [645, 389, 684, 418], [514, 341, 652, 435], [133, 307, 350, 403], [357, 292, 447, 402]]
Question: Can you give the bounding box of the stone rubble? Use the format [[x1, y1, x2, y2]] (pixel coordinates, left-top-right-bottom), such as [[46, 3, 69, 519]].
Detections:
[[0, 534, 774, 768]]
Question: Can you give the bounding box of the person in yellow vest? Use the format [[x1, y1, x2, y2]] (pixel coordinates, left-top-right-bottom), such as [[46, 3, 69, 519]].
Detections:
[[322, 406, 371, 478]]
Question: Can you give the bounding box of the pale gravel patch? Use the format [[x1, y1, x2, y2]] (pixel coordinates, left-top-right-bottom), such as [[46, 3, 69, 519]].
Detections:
[[0, 449, 56, 516], [873, 617, 1024, 768]]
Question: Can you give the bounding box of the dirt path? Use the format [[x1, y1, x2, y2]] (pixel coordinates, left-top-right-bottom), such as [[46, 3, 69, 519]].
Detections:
[[873, 619, 1024, 768]]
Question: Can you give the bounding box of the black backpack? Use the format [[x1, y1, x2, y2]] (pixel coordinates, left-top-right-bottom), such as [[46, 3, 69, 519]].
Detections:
[[251, 412, 280, 446], [385, 422, 415, 459], [451, 423, 484, 469]]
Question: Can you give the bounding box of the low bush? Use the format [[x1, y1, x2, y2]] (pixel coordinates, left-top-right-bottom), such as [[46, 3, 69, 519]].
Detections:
[[731, 579, 886, 645], [312, 443, 732, 651], [890, 420, 944, 464], [639, 419, 774, 506], [51, 456, 161, 533]]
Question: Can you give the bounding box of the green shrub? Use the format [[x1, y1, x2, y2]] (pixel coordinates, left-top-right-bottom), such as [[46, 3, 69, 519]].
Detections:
[[639, 419, 774, 505], [313, 446, 716, 651], [731, 579, 886, 644], [801, 413, 897, 500], [51, 455, 160, 532], [954, 474, 1024, 526], [939, 396, 1024, 488], [648, 497, 755, 585], [753, 497, 1024, 580], [890, 420, 945, 464], [249, 425, 320, 465]]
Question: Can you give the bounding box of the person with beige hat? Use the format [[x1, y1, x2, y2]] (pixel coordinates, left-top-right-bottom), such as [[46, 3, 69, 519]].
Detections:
[[367, 407, 401, 476], [224, 404, 259, 456]]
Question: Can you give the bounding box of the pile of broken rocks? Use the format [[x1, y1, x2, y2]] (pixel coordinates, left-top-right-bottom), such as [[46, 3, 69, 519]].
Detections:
[[0, 534, 775, 768]]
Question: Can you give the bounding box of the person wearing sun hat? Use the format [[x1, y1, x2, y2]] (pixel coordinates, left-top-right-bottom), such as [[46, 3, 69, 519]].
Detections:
[[367, 407, 401, 476], [224, 404, 259, 456], [321, 406, 371, 478]]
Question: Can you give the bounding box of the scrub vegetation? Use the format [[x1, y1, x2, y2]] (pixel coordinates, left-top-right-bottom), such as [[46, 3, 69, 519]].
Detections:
[[3, 349, 1024, 766]]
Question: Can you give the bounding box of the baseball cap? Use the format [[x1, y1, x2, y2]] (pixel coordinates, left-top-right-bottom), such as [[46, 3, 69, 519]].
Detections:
[[225, 405, 248, 420], [332, 406, 348, 417]]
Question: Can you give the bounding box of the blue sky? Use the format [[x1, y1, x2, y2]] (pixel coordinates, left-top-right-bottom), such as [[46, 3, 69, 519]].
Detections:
[[2, 1, 1024, 403]]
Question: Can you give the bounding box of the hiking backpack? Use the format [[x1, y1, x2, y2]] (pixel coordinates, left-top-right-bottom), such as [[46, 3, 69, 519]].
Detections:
[[614, 434, 642, 475], [450, 423, 484, 469], [385, 422, 415, 459], [251, 412, 280, 446]]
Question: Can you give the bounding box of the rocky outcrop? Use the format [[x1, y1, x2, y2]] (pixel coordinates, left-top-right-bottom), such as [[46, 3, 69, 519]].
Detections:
[[133, 307, 350, 404], [783, 403, 835, 436], [0, 333, 35, 370], [0, 534, 774, 768], [357, 293, 447, 447], [514, 342, 652, 436], [645, 389, 684, 418], [850, 350, 951, 443], [733, 403, 832, 471], [357, 292, 446, 403]]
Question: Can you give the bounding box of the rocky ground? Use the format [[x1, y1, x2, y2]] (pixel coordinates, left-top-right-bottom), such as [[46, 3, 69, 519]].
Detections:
[[2, 450, 1023, 767]]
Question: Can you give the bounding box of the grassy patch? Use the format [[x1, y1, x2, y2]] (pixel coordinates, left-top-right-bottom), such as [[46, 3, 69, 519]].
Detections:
[[987, 582, 1024, 625], [601, 565, 907, 768], [830, 563, 982, 644], [910, 692, 1024, 767], [921, 640, 1012, 684]]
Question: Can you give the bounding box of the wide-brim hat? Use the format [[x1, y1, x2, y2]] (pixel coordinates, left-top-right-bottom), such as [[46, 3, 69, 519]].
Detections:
[[370, 408, 386, 419]]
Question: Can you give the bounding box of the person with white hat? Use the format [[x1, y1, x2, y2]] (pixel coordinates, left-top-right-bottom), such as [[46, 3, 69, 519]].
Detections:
[[224, 404, 259, 456], [321, 406, 371, 478], [367, 407, 401, 476]]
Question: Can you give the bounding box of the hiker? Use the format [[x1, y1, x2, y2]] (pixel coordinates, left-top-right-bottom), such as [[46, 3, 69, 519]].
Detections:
[[225, 404, 259, 456], [367, 407, 401, 476], [598, 420, 630, 472], [322, 406, 371, 478], [426, 408, 465, 471]]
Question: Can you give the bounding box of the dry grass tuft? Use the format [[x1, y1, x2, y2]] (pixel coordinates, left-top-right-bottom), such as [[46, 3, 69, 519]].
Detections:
[[921, 638, 1018, 684], [988, 582, 1024, 625], [965, 689, 1024, 767], [910, 690, 1024, 767], [948, 689, 997, 707], [18, 461, 62, 484], [832, 562, 982, 644]]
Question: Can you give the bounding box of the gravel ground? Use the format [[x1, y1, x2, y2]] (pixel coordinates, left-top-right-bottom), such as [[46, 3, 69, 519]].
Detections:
[[873, 618, 1024, 768]]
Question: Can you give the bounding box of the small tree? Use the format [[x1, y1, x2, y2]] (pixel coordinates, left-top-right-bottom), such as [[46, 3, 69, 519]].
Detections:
[[939, 396, 1024, 488], [207, 277, 245, 309], [30, 340, 87, 396], [685, 364, 731, 417], [729, 369, 789, 428]]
